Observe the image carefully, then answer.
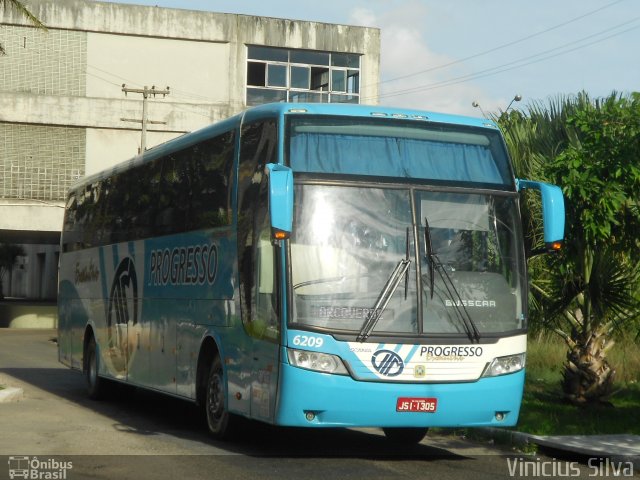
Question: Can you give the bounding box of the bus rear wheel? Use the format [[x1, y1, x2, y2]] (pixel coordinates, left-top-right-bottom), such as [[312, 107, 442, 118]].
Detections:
[[382, 427, 428, 445], [85, 335, 108, 400], [205, 355, 236, 440]]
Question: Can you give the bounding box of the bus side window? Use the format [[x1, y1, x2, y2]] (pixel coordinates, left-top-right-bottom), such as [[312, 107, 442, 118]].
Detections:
[[75, 182, 103, 248], [152, 131, 235, 237], [237, 120, 279, 340], [155, 154, 182, 235], [62, 192, 78, 252], [191, 131, 235, 229]]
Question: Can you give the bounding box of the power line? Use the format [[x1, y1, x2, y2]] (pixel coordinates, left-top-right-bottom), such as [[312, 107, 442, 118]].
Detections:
[[366, 16, 640, 102], [367, 0, 626, 89], [84, 68, 229, 121], [86, 64, 224, 106]]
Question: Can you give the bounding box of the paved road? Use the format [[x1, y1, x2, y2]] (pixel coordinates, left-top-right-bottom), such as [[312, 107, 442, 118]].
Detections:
[[0, 329, 616, 480]]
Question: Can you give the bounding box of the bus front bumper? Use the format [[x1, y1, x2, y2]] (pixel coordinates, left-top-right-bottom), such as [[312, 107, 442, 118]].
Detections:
[[275, 363, 525, 428]]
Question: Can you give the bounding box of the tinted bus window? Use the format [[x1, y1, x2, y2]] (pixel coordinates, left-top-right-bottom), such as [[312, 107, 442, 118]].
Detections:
[[62, 130, 235, 251]]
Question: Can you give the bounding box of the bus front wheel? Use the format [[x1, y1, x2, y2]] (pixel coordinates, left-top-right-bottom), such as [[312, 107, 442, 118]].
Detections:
[[382, 427, 428, 445], [205, 355, 236, 439]]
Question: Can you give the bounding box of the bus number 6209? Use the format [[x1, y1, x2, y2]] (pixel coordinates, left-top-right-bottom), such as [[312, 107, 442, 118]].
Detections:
[[292, 335, 324, 348]]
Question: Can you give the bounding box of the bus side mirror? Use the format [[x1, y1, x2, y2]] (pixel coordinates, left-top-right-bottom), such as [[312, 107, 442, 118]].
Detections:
[[266, 163, 294, 240], [516, 179, 565, 253]]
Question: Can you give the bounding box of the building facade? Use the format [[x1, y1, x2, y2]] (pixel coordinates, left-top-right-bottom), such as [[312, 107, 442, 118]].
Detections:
[[0, 0, 380, 300]]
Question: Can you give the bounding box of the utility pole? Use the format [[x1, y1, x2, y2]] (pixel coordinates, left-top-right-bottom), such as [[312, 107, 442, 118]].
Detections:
[[121, 84, 170, 152]]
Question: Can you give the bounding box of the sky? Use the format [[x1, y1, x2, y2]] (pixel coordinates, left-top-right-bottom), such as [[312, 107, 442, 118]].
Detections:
[[100, 0, 640, 117]]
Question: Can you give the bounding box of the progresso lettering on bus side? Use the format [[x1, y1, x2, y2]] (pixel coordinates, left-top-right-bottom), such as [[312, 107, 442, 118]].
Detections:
[[149, 243, 218, 287]]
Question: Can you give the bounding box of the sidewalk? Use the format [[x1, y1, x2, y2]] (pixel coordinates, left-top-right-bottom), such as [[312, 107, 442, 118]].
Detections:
[[0, 386, 23, 403], [530, 434, 640, 468], [484, 428, 640, 468]]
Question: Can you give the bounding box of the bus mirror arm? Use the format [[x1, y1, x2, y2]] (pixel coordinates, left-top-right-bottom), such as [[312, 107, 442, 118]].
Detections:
[[516, 179, 565, 253], [266, 163, 294, 240]]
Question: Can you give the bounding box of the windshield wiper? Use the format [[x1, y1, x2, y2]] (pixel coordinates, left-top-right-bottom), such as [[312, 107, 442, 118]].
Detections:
[[423, 217, 481, 343], [424, 217, 435, 300], [357, 228, 411, 342], [404, 227, 410, 300]]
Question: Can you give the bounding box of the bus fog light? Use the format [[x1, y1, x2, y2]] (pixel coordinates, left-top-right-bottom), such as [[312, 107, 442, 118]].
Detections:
[[482, 353, 526, 377], [495, 412, 505, 421], [305, 411, 316, 422], [287, 348, 348, 375]]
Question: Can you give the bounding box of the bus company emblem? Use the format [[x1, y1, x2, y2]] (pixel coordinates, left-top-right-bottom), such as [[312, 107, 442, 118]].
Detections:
[[371, 349, 404, 377], [107, 257, 139, 346]]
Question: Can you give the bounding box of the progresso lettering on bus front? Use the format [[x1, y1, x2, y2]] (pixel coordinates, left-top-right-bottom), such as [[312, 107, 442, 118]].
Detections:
[[311, 305, 390, 321], [148, 243, 218, 287]]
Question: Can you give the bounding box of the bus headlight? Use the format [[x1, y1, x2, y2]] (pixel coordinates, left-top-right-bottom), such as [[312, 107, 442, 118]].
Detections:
[[287, 348, 348, 375], [482, 353, 526, 377]]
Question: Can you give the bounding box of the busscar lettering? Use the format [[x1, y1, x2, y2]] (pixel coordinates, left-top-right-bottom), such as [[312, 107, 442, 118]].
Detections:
[[445, 299, 496, 308], [149, 243, 218, 286]]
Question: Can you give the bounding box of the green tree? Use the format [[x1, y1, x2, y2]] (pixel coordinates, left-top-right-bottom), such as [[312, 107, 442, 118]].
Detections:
[[0, 243, 26, 299], [497, 92, 640, 405]]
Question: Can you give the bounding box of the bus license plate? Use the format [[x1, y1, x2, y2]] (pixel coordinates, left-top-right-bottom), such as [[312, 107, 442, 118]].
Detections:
[[396, 397, 438, 413]]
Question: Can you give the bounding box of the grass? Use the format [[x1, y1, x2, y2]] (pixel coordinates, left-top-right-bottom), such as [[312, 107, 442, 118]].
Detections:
[[526, 332, 640, 384], [516, 334, 640, 436]]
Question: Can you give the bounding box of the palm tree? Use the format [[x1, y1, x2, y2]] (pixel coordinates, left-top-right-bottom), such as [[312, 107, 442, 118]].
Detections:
[[495, 92, 640, 405], [0, 0, 46, 54], [545, 248, 639, 404]]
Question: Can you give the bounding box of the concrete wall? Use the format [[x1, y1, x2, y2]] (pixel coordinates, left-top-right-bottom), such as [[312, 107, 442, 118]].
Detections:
[[0, 0, 380, 301], [2, 0, 379, 182], [0, 303, 57, 328], [0, 200, 64, 233]]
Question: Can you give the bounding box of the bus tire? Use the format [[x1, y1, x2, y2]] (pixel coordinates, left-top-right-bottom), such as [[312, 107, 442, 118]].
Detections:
[[205, 355, 236, 440], [382, 427, 428, 445], [85, 335, 108, 400]]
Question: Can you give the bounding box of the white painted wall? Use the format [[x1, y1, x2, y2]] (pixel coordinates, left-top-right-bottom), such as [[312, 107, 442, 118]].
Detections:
[[86, 32, 230, 104], [85, 129, 182, 175]]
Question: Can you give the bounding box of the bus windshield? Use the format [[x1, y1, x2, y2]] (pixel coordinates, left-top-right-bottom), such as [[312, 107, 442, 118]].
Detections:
[[289, 184, 526, 337]]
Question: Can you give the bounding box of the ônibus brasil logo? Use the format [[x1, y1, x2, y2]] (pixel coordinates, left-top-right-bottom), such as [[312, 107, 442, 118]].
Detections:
[[371, 349, 404, 377], [107, 257, 138, 345]]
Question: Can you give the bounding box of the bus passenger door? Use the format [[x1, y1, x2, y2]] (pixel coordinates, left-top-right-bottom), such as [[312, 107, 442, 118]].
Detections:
[[237, 119, 281, 422], [248, 216, 281, 421]]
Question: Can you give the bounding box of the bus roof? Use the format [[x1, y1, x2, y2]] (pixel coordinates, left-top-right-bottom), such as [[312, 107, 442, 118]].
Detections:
[[70, 102, 500, 192], [244, 102, 499, 130]]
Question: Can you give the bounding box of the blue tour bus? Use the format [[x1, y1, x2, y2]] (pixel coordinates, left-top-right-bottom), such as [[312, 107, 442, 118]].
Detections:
[[58, 102, 564, 444]]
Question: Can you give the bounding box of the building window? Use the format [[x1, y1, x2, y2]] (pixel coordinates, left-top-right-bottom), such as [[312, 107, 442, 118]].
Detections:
[[246, 46, 360, 106]]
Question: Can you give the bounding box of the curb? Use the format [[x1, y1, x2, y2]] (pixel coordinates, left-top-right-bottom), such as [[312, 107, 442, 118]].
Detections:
[[476, 427, 534, 449], [0, 386, 24, 403]]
